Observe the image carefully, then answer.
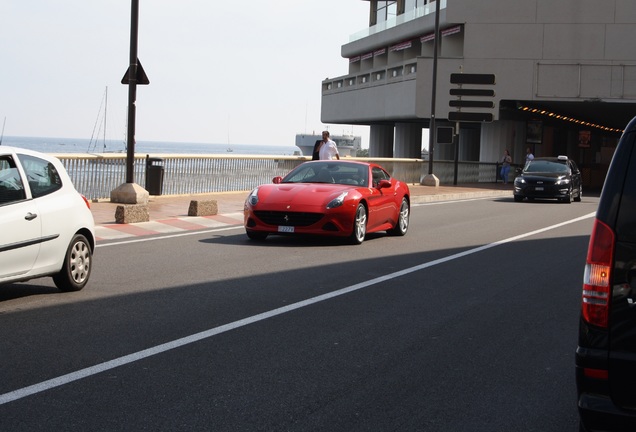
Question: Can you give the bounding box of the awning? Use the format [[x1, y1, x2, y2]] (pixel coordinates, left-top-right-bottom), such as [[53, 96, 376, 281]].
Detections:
[[390, 40, 412, 51], [421, 25, 462, 42]]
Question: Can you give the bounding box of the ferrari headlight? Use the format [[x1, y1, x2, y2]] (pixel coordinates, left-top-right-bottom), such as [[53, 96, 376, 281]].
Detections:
[[555, 177, 570, 185], [248, 188, 259, 206], [515, 177, 526, 185], [327, 191, 348, 209]]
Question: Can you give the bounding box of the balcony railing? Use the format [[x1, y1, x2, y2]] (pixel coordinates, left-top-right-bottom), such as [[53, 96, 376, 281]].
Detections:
[[54, 153, 500, 201], [349, 0, 447, 42]]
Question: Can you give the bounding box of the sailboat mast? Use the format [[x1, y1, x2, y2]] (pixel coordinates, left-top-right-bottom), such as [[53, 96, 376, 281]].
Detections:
[[103, 86, 108, 152], [0, 117, 6, 146]]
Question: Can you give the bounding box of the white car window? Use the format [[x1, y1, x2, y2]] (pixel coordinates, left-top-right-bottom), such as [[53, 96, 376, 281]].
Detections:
[[17, 154, 63, 198], [0, 156, 27, 204]]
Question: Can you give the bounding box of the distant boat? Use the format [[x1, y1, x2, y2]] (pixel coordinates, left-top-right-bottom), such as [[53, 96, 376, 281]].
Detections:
[[295, 133, 362, 157], [226, 147, 233, 152]]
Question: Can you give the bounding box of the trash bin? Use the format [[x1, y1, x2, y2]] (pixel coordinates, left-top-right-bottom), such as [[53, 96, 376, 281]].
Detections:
[[145, 156, 164, 195]]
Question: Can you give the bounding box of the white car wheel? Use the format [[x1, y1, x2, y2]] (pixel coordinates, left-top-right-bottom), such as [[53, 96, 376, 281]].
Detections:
[[53, 233, 92, 292]]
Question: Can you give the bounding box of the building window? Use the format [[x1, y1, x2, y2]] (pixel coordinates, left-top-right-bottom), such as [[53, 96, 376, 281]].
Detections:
[[405, 0, 429, 11], [376, 1, 397, 23]]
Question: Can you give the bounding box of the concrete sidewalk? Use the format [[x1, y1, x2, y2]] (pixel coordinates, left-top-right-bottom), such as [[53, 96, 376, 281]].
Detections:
[[90, 183, 513, 241]]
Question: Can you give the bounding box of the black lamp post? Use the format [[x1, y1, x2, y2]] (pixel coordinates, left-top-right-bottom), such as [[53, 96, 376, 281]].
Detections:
[[124, 0, 140, 184], [427, 0, 441, 176]]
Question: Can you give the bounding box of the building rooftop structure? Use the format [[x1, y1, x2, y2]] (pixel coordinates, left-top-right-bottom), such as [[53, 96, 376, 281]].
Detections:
[[321, 0, 636, 187]]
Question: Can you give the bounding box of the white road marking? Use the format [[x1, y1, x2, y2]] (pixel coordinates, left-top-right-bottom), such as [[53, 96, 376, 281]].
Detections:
[[0, 212, 596, 406], [95, 226, 241, 248]]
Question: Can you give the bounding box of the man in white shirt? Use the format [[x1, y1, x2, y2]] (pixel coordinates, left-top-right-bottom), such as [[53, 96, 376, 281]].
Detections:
[[526, 147, 535, 161], [318, 131, 340, 160]]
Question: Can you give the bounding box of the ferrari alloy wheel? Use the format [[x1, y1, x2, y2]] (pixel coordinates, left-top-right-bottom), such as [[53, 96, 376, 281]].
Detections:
[[350, 204, 367, 245], [388, 197, 409, 236], [53, 233, 92, 292]]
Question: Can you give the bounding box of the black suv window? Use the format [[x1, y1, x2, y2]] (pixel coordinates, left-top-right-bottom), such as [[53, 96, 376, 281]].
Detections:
[[569, 160, 580, 174]]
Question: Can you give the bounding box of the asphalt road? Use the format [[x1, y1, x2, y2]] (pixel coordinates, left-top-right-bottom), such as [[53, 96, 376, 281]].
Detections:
[[0, 194, 597, 431]]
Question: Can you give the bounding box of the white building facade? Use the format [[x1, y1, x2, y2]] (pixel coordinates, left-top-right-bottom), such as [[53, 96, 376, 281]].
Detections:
[[321, 0, 636, 187]]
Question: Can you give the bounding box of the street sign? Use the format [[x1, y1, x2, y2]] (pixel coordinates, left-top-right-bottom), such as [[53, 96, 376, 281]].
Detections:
[[448, 112, 493, 122], [450, 73, 496, 85], [449, 73, 495, 123], [450, 88, 495, 97], [121, 59, 150, 85], [449, 100, 495, 108]]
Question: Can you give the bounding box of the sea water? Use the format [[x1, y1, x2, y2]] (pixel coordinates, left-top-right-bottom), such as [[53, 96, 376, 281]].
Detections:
[[0, 136, 300, 156]]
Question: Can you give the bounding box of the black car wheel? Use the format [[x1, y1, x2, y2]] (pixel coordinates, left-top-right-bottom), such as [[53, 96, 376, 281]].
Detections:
[[53, 233, 92, 292], [514, 194, 524, 202], [574, 185, 582, 202]]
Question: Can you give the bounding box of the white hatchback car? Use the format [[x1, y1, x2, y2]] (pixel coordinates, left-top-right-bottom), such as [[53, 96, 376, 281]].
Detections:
[[0, 146, 95, 291]]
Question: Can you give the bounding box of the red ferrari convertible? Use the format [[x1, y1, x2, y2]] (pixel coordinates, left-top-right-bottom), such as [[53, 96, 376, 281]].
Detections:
[[244, 160, 410, 244]]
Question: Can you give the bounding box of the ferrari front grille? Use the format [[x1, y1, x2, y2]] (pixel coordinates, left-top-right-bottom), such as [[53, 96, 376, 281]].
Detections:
[[254, 211, 324, 227]]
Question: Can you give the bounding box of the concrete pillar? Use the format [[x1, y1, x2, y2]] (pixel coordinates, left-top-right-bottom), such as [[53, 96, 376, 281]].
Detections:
[[369, 124, 394, 157], [394, 123, 422, 158]]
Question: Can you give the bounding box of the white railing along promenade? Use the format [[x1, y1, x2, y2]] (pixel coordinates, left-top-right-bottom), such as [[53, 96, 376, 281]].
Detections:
[[54, 153, 500, 201]]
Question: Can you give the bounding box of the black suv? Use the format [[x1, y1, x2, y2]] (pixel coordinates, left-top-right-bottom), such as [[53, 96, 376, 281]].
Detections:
[[577, 117, 636, 431]]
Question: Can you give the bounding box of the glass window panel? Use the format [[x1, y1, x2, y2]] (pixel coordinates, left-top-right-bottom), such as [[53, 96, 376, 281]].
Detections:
[[0, 156, 26, 204], [17, 154, 63, 198]]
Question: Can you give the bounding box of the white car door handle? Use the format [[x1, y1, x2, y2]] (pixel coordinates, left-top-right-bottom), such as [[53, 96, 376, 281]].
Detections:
[[24, 212, 38, 221]]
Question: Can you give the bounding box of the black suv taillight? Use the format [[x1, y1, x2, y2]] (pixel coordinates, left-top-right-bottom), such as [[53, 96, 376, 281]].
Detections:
[[582, 219, 615, 328]]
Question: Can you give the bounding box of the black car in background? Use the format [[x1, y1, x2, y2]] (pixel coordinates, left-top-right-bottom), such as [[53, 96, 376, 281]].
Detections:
[[513, 156, 582, 202], [576, 116, 636, 431]]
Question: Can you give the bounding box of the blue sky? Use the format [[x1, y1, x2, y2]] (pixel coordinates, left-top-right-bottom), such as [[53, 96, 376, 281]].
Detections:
[[0, 1, 371, 147]]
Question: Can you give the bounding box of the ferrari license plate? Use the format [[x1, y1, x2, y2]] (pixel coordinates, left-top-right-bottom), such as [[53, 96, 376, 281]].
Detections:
[[535, 186, 544, 191], [278, 226, 294, 233]]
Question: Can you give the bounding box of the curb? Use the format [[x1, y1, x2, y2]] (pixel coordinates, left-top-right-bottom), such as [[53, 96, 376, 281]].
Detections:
[[412, 189, 513, 203]]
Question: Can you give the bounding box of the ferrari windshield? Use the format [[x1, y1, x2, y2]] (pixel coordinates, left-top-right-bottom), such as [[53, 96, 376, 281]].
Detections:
[[282, 162, 370, 186]]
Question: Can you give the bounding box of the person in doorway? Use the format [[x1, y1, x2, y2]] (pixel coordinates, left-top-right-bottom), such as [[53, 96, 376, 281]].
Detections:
[[500, 149, 512, 184], [318, 131, 340, 160], [526, 147, 535, 162]]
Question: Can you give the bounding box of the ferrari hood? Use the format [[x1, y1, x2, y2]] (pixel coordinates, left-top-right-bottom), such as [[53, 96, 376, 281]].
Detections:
[[257, 183, 353, 207]]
